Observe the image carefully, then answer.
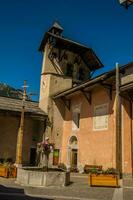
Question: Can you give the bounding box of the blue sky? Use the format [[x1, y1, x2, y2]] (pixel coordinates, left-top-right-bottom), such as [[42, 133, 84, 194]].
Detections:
[[0, 0, 133, 100]]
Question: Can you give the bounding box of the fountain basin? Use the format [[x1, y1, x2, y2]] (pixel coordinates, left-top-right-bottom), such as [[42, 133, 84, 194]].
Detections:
[[16, 167, 70, 187]]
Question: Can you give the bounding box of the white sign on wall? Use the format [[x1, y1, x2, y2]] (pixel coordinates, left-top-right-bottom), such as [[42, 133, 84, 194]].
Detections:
[[93, 103, 109, 131]]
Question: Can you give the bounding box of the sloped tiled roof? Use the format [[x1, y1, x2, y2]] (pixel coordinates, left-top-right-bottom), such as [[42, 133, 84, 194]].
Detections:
[[0, 82, 24, 99], [0, 96, 46, 117]]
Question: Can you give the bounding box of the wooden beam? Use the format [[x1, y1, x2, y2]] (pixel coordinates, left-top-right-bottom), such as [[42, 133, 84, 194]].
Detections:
[[100, 82, 113, 100], [129, 101, 133, 177], [120, 91, 133, 103], [80, 89, 92, 104], [15, 80, 27, 166], [127, 92, 133, 103], [61, 97, 71, 110]]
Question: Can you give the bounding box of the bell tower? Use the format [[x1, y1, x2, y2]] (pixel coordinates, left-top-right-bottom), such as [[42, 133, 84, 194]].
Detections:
[[38, 21, 103, 166], [39, 22, 72, 113], [39, 21, 103, 113]]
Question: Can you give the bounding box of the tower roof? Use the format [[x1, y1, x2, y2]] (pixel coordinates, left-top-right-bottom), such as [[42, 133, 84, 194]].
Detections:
[[51, 21, 64, 31], [49, 21, 64, 33], [39, 31, 103, 70], [39, 23, 104, 71]]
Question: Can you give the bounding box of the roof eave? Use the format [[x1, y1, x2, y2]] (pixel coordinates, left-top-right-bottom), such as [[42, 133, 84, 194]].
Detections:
[[53, 69, 115, 99], [38, 32, 103, 70], [52, 62, 133, 99]]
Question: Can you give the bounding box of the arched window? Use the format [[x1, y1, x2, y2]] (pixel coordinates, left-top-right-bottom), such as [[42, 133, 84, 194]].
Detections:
[[69, 136, 77, 147]]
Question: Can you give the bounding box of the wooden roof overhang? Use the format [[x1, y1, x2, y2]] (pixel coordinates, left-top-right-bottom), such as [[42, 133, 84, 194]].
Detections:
[[53, 69, 116, 110], [53, 63, 133, 111], [39, 32, 103, 71], [119, 62, 133, 102], [0, 96, 47, 121], [0, 109, 46, 121], [120, 81, 133, 102], [53, 63, 133, 101]]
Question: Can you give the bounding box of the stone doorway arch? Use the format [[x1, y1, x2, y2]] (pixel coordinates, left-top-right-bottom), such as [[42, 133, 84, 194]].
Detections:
[[67, 136, 78, 170]]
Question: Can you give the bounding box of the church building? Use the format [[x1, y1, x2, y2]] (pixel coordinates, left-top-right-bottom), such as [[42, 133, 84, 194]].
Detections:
[[39, 22, 133, 177], [0, 22, 132, 178]]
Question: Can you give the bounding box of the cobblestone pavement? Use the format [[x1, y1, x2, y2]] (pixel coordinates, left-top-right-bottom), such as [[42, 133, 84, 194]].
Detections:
[[26, 179, 115, 200], [0, 174, 133, 200], [123, 178, 133, 200]]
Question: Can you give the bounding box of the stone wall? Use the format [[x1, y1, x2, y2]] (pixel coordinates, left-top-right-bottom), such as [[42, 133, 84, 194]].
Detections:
[[17, 167, 70, 187], [39, 74, 72, 113], [0, 114, 44, 164]]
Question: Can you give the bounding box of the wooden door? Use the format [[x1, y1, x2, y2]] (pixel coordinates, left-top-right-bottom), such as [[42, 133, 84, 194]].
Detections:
[[71, 149, 77, 167], [53, 149, 60, 165], [30, 147, 36, 166]]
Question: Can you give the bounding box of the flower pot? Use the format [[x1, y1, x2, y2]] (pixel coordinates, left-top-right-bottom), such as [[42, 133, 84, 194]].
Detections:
[[89, 174, 119, 187], [8, 167, 17, 178], [0, 166, 8, 177], [0, 166, 17, 178]]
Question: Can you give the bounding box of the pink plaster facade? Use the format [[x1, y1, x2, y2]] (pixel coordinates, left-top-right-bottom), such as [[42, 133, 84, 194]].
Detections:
[[61, 86, 116, 170], [38, 22, 133, 176], [60, 85, 133, 175], [122, 99, 133, 175]]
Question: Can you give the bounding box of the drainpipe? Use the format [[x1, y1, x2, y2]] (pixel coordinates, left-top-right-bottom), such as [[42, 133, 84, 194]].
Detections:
[[116, 63, 122, 177], [130, 101, 133, 177]]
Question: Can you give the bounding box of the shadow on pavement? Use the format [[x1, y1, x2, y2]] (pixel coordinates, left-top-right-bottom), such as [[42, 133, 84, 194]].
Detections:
[[0, 184, 53, 200]]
